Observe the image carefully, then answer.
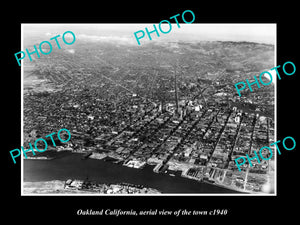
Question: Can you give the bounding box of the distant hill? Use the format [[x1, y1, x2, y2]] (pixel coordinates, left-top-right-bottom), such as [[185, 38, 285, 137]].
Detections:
[[25, 40, 274, 104]]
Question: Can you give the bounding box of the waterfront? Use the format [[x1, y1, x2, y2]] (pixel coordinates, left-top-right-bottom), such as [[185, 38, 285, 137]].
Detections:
[[23, 153, 239, 194]]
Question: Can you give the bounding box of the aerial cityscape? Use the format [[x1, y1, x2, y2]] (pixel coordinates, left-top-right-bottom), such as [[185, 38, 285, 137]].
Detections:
[[22, 24, 276, 194]]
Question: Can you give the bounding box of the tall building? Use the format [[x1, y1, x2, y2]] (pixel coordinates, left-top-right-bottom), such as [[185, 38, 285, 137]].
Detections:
[[174, 65, 179, 116]]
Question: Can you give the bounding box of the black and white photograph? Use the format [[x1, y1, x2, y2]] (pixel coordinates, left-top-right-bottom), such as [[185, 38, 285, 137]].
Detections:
[[21, 23, 276, 195], [4, 5, 298, 223]]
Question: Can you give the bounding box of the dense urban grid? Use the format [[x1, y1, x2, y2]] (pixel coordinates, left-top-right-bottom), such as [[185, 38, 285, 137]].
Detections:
[[23, 39, 275, 193]]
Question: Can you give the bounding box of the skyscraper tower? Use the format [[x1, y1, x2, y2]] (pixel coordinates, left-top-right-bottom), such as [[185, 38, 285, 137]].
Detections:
[[174, 63, 179, 116]]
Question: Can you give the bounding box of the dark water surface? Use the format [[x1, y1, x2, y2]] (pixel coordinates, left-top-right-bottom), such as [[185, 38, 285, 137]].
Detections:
[[24, 153, 239, 194]]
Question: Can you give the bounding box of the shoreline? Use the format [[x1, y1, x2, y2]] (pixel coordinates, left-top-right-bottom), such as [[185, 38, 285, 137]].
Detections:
[[24, 152, 246, 194], [24, 151, 274, 195]]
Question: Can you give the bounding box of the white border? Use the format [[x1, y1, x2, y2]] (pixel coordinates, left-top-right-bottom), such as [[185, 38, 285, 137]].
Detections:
[[21, 23, 277, 196], [274, 25, 277, 195], [21, 24, 24, 195]]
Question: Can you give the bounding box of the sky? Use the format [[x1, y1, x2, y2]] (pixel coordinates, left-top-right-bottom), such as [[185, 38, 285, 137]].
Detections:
[[22, 23, 276, 46]]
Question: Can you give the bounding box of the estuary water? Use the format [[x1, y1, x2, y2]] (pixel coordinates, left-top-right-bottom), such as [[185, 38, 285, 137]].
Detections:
[[23, 153, 239, 194]]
